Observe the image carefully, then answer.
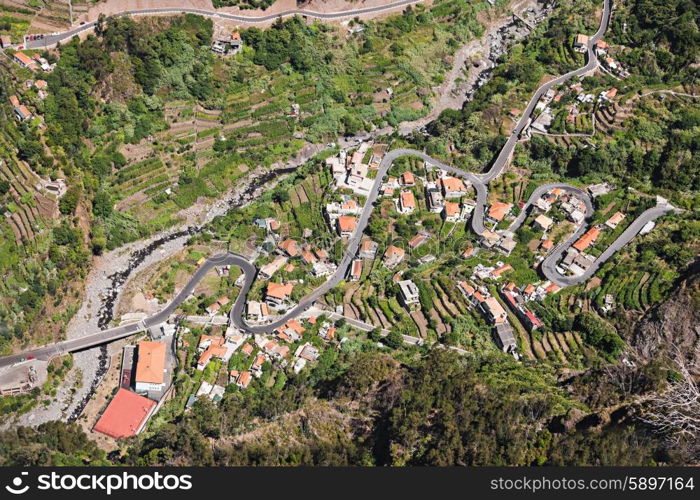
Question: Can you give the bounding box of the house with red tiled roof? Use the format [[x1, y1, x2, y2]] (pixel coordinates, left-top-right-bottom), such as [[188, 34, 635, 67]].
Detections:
[[337, 215, 357, 237], [540, 239, 554, 252], [398, 190, 416, 214], [604, 211, 625, 230], [301, 249, 317, 264], [197, 344, 227, 371], [236, 370, 251, 389], [278, 238, 300, 257], [14, 105, 32, 122], [408, 232, 428, 249], [13, 52, 35, 69], [438, 177, 468, 199], [491, 263, 513, 279], [401, 171, 415, 186], [487, 202, 513, 223], [573, 227, 600, 252], [349, 259, 362, 281], [134, 341, 166, 393], [265, 282, 294, 307], [241, 343, 254, 357], [442, 201, 460, 222], [93, 388, 156, 439], [251, 354, 265, 377], [383, 245, 405, 269]]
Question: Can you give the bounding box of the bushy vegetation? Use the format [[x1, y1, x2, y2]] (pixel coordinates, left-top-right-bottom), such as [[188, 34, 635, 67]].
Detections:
[[1, 349, 680, 466], [610, 0, 699, 80]]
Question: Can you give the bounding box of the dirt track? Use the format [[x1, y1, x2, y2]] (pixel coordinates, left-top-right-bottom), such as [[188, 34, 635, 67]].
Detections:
[[78, 0, 421, 25]]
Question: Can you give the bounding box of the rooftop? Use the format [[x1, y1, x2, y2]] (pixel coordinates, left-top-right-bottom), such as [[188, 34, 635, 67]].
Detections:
[[488, 202, 513, 221], [93, 389, 156, 439], [266, 282, 294, 300], [134, 341, 166, 385]]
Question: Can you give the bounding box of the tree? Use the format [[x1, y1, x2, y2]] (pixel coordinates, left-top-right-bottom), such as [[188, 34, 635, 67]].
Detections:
[[368, 328, 382, 342], [384, 328, 404, 349], [59, 186, 80, 215]]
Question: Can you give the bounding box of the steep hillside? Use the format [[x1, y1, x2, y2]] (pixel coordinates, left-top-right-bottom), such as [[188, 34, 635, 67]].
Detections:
[[632, 259, 700, 377]]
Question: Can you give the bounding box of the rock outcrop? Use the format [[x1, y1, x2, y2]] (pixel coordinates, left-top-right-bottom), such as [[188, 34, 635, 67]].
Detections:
[[632, 259, 700, 378]]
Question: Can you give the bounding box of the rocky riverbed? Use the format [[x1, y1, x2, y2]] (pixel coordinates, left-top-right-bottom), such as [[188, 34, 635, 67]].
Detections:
[[3, 143, 325, 428], [398, 0, 554, 135], [5, 0, 556, 428]]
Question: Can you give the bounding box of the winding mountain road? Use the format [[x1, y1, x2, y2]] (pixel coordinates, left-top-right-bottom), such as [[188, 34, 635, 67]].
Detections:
[[24, 0, 424, 50], [2, 0, 679, 366]]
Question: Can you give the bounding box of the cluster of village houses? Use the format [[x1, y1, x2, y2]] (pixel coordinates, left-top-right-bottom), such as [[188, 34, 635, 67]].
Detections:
[[4, 44, 54, 124], [94, 293, 343, 440], [524, 37, 627, 133]]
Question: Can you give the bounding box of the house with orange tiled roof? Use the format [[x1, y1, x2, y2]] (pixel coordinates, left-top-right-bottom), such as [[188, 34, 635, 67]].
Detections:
[[13, 52, 36, 69], [276, 320, 305, 343], [301, 249, 317, 264], [573, 227, 600, 252], [359, 239, 378, 259], [401, 171, 415, 186], [604, 211, 625, 230], [278, 238, 300, 257], [197, 344, 228, 371], [265, 282, 294, 307], [457, 281, 480, 307], [9, 95, 19, 107], [241, 343, 254, 357], [573, 33, 589, 52], [320, 326, 336, 342], [246, 300, 269, 321], [14, 105, 32, 122], [540, 239, 554, 252], [271, 344, 290, 360], [251, 354, 265, 377], [205, 301, 221, 315], [486, 202, 513, 223], [461, 246, 477, 258], [481, 297, 508, 325], [134, 341, 167, 393], [259, 255, 288, 279], [438, 177, 468, 199], [442, 201, 460, 222], [408, 232, 428, 249], [349, 259, 362, 281], [491, 263, 513, 279], [236, 370, 252, 389], [398, 190, 416, 214], [383, 245, 405, 269], [337, 215, 357, 237]]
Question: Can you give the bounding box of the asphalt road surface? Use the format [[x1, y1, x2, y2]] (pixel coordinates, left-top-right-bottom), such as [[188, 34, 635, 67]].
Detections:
[[3, 0, 677, 365], [0, 253, 254, 368], [24, 0, 424, 49]]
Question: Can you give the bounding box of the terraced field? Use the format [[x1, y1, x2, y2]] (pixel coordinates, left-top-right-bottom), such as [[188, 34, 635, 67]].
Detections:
[[0, 137, 57, 245]]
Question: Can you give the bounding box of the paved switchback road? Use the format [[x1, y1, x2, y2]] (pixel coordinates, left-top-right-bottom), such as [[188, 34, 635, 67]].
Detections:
[[24, 0, 424, 49], [2, 0, 678, 365], [0, 253, 255, 368]]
